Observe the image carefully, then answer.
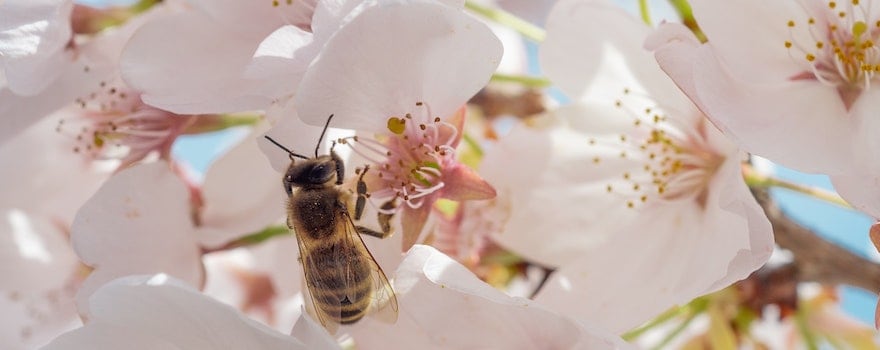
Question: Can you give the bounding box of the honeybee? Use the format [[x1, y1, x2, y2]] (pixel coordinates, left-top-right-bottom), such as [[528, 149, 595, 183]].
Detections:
[[264, 115, 398, 333]]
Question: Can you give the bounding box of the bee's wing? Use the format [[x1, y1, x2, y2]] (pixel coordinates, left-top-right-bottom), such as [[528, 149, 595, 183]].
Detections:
[[293, 230, 341, 334], [341, 210, 399, 324]]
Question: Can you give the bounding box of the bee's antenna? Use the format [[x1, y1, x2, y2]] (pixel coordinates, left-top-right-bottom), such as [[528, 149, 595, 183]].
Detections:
[[315, 114, 334, 158], [264, 135, 309, 160]]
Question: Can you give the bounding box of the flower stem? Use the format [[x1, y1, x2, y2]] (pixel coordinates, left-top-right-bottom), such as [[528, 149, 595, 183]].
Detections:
[[795, 309, 821, 350], [464, 1, 546, 42], [743, 164, 851, 209], [202, 225, 290, 254], [622, 305, 688, 341], [490, 73, 551, 88], [638, 0, 653, 26], [650, 307, 702, 350], [666, 0, 706, 42], [623, 296, 709, 345], [182, 114, 263, 135]]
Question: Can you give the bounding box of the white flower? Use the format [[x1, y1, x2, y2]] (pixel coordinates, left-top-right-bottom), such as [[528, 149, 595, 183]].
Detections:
[[42, 274, 339, 350], [287, 0, 501, 250], [475, 0, 774, 334], [120, 0, 319, 114], [647, 0, 880, 217]]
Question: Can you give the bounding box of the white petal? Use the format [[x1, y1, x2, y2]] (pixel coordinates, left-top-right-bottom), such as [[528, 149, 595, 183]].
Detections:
[[541, 0, 690, 116], [0, 3, 165, 145], [260, 104, 353, 174], [347, 245, 631, 349], [688, 45, 854, 173], [43, 274, 316, 350], [196, 126, 287, 248], [244, 25, 317, 103], [71, 162, 202, 316], [0, 111, 107, 217], [0, 0, 73, 96], [0, 210, 81, 349], [296, 1, 502, 132], [688, 0, 804, 82], [536, 153, 772, 334], [481, 117, 639, 267], [0, 209, 78, 294], [290, 313, 340, 349], [120, 13, 274, 114]]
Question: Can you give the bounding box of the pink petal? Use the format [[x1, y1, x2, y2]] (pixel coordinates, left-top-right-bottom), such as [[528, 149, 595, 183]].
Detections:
[[196, 127, 287, 248], [295, 1, 502, 133], [188, 0, 316, 35], [401, 204, 431, 252], [441, 163, 496, 201], [347, 245, 631, 349], [43, 274, 327, 350], [71, 162, 202, 317]]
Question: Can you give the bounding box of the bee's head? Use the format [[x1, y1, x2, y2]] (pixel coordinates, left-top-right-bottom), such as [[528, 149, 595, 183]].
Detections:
[[283, 155, 338, 193]]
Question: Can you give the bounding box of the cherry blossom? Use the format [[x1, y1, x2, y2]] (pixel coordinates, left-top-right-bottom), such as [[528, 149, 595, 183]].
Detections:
[[42, 274, 339, 350], [0, 112, 112, 349], [647, 0, 880, 217], [0, 1, 173, 144], [346, 245, 632, 349], [457, 0, 774, 334], [291, 0, 501, 250], [71, 127, 287, 315], [0, 209, 82, 349]]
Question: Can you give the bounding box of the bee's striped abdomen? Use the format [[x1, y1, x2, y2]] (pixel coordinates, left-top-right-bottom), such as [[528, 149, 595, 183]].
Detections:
[[305, 237, 374, 324]]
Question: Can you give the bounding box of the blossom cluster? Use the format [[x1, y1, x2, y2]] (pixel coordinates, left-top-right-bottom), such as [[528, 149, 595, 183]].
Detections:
[[2, 0, 878, 348]]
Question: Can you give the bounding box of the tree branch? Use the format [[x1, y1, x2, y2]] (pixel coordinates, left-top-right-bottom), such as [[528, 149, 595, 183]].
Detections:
[[753, 188, 880, 293]]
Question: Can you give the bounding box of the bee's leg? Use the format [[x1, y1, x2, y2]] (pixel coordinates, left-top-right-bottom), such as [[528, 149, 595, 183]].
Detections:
[[355, 225, 389, 238], [355, 199, 397, 239], [354, 165, 371, 221], [330, 141, 344, 185], [376, 199, 397, 236]]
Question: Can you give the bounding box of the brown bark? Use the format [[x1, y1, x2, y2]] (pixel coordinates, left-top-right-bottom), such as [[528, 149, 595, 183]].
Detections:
[[753, 188, 880, 293]]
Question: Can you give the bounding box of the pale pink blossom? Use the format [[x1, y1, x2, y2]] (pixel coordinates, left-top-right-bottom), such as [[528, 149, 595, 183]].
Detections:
[[463, 0, 775, 334], [0, 112, 112, 349], [647, 0, 880, 217], [291, 0, 501, 250], [42, 274, 339, 350], [71, 161, 203, 317], [0, 1, 172, 144], [119, 0, 318, 114], [0, 0, 73, 96]]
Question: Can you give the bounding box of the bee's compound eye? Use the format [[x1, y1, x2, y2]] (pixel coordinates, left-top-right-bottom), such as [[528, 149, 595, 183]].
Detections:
[[308, 163, 333, 183]]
